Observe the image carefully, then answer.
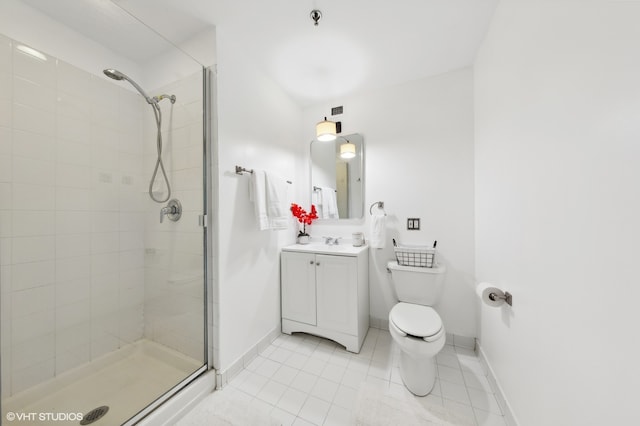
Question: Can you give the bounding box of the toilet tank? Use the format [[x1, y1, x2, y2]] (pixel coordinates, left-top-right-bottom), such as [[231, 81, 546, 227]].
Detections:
[[387, 261, 446, 306]]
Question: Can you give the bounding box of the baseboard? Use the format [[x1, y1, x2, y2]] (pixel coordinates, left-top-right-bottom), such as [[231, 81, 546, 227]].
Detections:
[[369, 316, 389, 331], [448, 333, 476, 349], [476, 344, 519, 426], [215, 326, 281, 389]]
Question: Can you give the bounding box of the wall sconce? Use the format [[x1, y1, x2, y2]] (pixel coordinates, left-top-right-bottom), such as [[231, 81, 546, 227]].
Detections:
[[339, 138, 356, 159], [316, 117, 338, 142]]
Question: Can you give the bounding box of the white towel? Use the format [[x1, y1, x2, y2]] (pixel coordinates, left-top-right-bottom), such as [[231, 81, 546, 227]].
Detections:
[[265, 172, 288, 230], [249, 170, 269, 230], [321, 187, 339, 219], [370, 214, 386, 249]]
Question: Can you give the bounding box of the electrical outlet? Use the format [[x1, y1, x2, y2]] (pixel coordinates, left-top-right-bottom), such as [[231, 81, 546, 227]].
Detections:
[[407, 218, 420, 230]]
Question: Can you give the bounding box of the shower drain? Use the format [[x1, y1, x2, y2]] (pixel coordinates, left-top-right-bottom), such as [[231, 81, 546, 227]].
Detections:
[[80, 406, 109, 425]]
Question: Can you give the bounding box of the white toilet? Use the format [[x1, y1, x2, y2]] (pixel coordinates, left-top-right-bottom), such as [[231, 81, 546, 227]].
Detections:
[[387, 260, 447, 396]]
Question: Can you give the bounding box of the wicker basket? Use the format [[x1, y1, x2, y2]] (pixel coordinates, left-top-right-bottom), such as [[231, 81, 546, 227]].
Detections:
[[394, 245, 436, 268]]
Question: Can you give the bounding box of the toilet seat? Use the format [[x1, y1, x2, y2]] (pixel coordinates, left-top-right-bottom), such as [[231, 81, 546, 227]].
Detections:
[[390, 303, 443, 341]]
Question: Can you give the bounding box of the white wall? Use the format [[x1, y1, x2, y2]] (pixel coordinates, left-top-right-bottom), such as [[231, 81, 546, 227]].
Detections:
[[215, 29, 303, 372], [302, 68, 476, 338], [474, 1, 640, 425]]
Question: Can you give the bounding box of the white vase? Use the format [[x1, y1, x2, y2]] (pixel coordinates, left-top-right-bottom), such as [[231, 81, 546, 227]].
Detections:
[[297, 235, 310, 244]]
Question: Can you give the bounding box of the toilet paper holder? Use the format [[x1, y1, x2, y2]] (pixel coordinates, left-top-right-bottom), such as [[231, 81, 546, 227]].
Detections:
[[489, 290, 513, 306]]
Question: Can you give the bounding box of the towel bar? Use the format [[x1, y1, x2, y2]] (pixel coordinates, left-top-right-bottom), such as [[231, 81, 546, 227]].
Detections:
[[313, 186, 336, 192], [369, 201, 386, 216], [235, 165, 292, 184], [235, 165, 254, 175]]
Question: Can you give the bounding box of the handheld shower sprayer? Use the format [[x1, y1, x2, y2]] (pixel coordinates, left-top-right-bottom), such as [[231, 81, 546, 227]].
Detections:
[[103, 69, 156, 105], [103, 68, 177, 203]]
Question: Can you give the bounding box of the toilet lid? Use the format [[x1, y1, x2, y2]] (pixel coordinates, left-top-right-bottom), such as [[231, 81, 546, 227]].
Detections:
[[390, 303, 442, 338]]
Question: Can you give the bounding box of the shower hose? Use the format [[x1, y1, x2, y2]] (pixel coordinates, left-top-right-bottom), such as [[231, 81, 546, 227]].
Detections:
[[149, 101, 171, 203]]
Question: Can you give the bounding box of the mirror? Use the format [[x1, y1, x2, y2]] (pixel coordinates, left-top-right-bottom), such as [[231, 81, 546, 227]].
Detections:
[[310, 133, 364, 219]]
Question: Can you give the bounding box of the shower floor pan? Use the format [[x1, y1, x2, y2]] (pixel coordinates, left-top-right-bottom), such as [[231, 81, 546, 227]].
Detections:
[[2, 340, 202, 426]]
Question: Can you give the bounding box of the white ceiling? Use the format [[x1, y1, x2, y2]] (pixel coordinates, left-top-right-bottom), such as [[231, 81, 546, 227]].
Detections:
[[22, 0, 499, 107]]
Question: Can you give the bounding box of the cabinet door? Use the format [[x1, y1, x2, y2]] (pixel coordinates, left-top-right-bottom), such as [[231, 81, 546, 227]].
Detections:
[[281, 252, 317, 325], [315, 254, 358, 335]]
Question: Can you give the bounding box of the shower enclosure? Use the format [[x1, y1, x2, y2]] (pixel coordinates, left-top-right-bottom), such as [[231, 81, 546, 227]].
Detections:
[[0, 1, 210, 424]]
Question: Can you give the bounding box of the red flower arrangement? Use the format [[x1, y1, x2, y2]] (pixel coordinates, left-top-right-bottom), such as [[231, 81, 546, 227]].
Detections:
[[291, 203, 318, 237]]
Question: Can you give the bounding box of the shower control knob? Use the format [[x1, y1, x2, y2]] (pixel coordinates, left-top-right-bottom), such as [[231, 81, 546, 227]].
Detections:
[[160, 199, 182, 223]]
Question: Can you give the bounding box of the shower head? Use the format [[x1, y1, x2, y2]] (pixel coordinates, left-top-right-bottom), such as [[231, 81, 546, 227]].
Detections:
[[103, 68, 155, 105], [103, 68, 125, 80]]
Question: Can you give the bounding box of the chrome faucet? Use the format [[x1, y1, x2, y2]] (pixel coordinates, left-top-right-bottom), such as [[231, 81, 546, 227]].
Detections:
[[160, 205, 174, 223], [322, 236, 342, 245], [160, 199, 182, 223]]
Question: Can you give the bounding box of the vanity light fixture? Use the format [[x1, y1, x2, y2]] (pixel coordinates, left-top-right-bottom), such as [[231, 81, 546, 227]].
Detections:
[[316, 117, 337, 142], [340, 138, 356, 159]]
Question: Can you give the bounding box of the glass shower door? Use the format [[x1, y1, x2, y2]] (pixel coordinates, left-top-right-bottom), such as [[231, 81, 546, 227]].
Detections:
[[0, 1, 208, 424]]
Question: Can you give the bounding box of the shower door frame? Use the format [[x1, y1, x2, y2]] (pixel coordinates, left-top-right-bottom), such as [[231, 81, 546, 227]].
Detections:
[[121, 66, 213, 426]]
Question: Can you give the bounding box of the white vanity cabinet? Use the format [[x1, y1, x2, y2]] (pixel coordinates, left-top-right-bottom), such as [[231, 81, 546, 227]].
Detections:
[[281, 244, 369, 353]]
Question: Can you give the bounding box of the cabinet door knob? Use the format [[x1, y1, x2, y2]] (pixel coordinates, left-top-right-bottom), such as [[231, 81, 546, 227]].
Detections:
[[310, 260, 314, 264], [316, 262, 320, 266]]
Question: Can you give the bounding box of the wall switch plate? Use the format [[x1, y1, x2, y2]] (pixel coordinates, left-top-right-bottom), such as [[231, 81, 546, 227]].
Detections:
[[407, 218, 420, 230]]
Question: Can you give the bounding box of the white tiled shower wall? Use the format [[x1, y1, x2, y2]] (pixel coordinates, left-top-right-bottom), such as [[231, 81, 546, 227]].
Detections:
[[0, 33, 206, 398], [0, 33, 146, 397], [142, 71, 205, 362]]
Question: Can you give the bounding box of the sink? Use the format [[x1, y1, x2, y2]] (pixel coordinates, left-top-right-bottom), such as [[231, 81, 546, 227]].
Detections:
[[283, 242, 368, 256]]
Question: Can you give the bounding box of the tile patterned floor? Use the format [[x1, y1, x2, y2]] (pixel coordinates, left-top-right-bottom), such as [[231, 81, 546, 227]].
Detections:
[[182, 328, 507, 426]]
